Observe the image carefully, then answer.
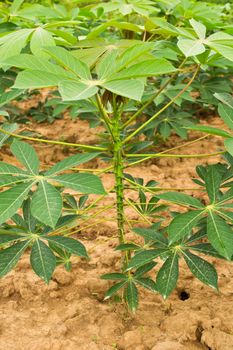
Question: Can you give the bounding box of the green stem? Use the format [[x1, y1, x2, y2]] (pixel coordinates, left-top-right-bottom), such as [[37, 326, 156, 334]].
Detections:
[[112, 112, 125, 245], [125, 151, 224, 167], [0, 128, 106, 152]]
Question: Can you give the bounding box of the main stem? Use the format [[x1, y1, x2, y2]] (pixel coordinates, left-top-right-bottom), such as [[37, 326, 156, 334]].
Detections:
[[112, 112, 125, 245], [96, 95, 128, 267]]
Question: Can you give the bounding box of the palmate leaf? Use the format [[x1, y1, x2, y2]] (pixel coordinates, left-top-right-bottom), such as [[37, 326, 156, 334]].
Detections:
[[0, 232, 25, 247], [135, 277, 157, 292], [0, 162, 27, 177], [0, 123, 18, 148], [0, 240, 31, 277], [3, 54, 72, 76], [45, 236, 88, 258], [0, 29, 34, 62], [11, 140, 40, 175], [0, 175, 25, 187], [218, 187, 233, 204], [30, 240, 56, 284], [177, 38, 206, 57], [156, 192, 204, 209], [102, 79, 144, 101], [134, 261, 157, 278], [133, 227, 167, 245], [30, 27, 56, 58], [104, 280, 127, 300], [190, 19, 206, 40], [101, 273, 127, 280], [205, 165, 222, 203], [115, 243, 140, 251], [13, 70, 68, 89], [9, 0, 25, 14], [189, 243, 225, 259], [207, 211, 233, 260], [96, 49, 118, 79], [126, 249, 166, 270], [215, 93, 233, 109], [23, 198, 37, 233], [54, 173, 106, 194], [156, 252, 179, 299], [224, 138, 233, 157], [207, 43, 233, 62], [218, 104, 233, 131], [187, 125, 231, 138], [0, 182, 34, 226], [116, 42, 154, 69], [168, 210, 204, 244], [44, 46, 91, 80], [108, 58, 176, 80], [31, 181, 62, 229], [58, 80, 98, 101], [124, 281, 138, 312], [45, 153, 99, 176], [183, 251, 218, 290]]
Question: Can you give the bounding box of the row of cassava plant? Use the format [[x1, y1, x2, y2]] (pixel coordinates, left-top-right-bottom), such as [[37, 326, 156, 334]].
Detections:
[[0, 0, 232, 311]]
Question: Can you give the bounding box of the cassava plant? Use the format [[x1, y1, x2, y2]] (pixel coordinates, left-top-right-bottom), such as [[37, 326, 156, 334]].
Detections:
[[0, 0, 232, 312]]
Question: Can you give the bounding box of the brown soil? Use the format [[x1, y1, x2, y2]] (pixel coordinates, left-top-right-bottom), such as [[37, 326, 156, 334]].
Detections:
[[0, 107, 232, 350]]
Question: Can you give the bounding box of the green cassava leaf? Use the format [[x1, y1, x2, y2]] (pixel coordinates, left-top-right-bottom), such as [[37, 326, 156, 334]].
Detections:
[[156, 192, 204, 209], [9, 0, 25, 14], [0, 240, 31, 277], [188, 243, 224, 259], [30, 239, 56, 283], [108, 59, 176, 80], [215, 93, 233, 109], [44, 46, 91, 79], [96, 49, 118, 79], [156, 252, 179, 299], [134, 261, 157, 278], [168, 210, 204, 244], [0, 233, 25, 247], [2, 54, 71, 76], [218, 104, 233, 131], [104, 280, 127, 300], [183, 251, 218, 290], [124, 281, 138, 312], [0, 123, 18, 148], [133, 227, 167, 246], [126, 249, 166, 271], [205, 165, 222, 203], [177, 38, 205, 57], [31, 181, 62, 228], [0, 162, 27, 176], [190, 19, 206, 40], [30, 27, 56, 58], [54, 173, 106, 194], [225, 138, 233, 157], [186, 125, 231, 138], [11, 140, 40, 175], [0, 182, 34, 225], [45, 236, 88, 257], [45, 153, 99, 176], [102, 79, 144, 101], [58, 80, 98, 101], [0, 29, 34, 62], [207, 211, 233, 260], [135, 277, 157, 292], [13, 70, 67, 89], [101, 273, 127, 280]]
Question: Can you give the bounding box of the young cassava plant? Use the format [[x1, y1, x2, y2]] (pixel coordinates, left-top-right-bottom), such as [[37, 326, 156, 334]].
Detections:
[[0, 0, 232, 312]]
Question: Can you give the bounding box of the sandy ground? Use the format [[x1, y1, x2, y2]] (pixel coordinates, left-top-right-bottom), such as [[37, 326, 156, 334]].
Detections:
[[0, 103, 233, 350]]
